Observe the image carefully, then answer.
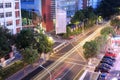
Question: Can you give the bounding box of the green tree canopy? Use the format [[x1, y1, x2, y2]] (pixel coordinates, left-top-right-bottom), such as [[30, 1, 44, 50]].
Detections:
[[111, 17, 120, 28], [0, 27, 12, 57], [34, 33, 54, 54], [83, 40, 99, 59], [71, 10, 85, 23], [15, 29, 34, 49], [100, 26, 115, 36], [21, 47, 39, 64]]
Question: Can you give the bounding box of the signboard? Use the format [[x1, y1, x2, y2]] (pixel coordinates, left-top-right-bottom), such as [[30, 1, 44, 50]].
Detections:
[[55, 1, 67, 34]]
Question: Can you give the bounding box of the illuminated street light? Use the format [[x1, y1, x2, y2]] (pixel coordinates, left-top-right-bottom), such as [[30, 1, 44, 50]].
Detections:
[[48, 36, 54, 44]]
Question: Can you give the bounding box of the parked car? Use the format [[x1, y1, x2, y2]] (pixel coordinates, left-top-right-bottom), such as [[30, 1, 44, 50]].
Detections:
[[105, 51, 117, 57], [95, 66, 110, 73], [99, 63, 111, 69], [97, 73, 107, 80], [95, 63, 111, 73], [100, 59, 114, 66], [103, 56, 116, 62]]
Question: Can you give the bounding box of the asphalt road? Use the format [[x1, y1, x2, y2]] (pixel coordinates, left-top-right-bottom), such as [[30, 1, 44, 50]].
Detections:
[[21, 24, 107, 80], [33, 25, 105, 80]]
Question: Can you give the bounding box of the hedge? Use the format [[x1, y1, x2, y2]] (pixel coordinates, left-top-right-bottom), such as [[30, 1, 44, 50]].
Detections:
[[0, 61, 24, 80]]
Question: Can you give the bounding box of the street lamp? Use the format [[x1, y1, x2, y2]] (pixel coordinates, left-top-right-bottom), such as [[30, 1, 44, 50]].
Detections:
[[48, 36, 54, 44], [39, 65, 52, 80]]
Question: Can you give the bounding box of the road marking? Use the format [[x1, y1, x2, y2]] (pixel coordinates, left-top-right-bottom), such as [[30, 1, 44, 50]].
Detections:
[[70, 42, 86, 62], [51, 64, 71, 80], [33, 26, 107, 80], [65, 61, 86, 67], [60, 64, 76, 79], [73, 67, 85, 80], [50, 55, 86, 63]]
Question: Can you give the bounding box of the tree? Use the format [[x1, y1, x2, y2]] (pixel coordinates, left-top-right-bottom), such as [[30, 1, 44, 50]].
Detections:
[[71, 10, 85, 23], [34, 33, 54, 54], [21, 47, 39, 75], [15, 29, 34, 49], [95, 36, 107, 51], [111, 17, 120, 29], [96, 0, 120, 18], [100, 26, 115, 36], [83, 40, 99, 59], [21, 47, 39, 65], [0, 27, 12, 58]]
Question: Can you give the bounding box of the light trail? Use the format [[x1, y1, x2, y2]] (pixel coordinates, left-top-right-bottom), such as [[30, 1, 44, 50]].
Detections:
[[33, 22, 110, 80]]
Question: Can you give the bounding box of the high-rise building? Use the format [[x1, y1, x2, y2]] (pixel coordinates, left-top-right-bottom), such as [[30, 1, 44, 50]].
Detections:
[[0, 0, 22, 34], [21, 0, 54, 32], [21, 0, 101, 33]]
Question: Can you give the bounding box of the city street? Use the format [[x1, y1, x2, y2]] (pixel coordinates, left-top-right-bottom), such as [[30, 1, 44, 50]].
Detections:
[[21, 25, 100, 80], [32, 23, 108, 80]]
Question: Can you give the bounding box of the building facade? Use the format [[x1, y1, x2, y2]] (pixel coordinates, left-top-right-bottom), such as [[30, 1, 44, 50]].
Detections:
[[21, 0, 101, 33], [21, 0, 54, 32], [0, 0, 22, 34]]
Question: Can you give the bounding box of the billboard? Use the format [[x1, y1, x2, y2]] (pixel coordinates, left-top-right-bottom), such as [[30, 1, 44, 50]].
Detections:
[[55, 1, 66, 34]]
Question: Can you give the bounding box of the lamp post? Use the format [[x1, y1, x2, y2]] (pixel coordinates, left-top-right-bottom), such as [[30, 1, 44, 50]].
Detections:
[[39, 65, 52, 80]]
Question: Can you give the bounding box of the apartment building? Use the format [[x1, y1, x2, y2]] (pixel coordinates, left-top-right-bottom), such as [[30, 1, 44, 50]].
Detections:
[[0, 0, 22, 34]]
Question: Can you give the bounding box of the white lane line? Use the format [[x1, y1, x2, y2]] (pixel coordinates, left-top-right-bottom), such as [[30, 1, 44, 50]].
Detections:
[[60, 64, 76, 79], [65, 61, 86, 66]]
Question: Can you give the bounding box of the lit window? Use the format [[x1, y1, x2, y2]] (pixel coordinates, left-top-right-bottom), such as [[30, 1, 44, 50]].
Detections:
[[5, 3, 11, 8], [16, 19, 20, 26], [15, 11, 20, 17], [0, 13, 4, 18], [15, 2, 19, 9], [6, 21, 13, 26], [6, 12, 12, 17]]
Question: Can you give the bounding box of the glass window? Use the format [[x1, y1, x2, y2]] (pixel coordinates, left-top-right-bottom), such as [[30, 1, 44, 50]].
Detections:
[[15, 11, 20, 17], [16, 19, 20, 26], [6, 12, 12, 17], [15, 2, 19, 9], [0, 3, 3, 8], [6, 21, 13, 26], [5, 3, 11, 8], [21, 0, 34, 2], [0, 13, 4, 18]]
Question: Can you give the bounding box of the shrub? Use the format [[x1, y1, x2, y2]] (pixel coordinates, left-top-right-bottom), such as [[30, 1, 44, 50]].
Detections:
[[0, 61, 24, 80]]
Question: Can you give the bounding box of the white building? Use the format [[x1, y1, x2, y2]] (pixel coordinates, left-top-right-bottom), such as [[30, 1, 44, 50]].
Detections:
[[0, 0, 22, 34]]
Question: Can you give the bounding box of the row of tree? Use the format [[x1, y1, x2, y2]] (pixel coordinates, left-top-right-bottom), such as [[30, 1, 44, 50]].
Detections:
[[71, 7, 97, 27], [83, 26, 115, 59], [63, 7, 98, 38], [0, 26, 54, 65]]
